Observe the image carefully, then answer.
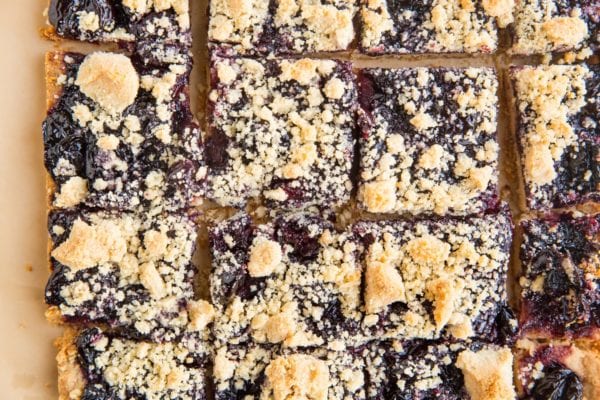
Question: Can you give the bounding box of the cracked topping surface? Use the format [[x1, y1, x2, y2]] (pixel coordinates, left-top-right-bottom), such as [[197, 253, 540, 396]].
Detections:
[[359, 0, 512, 54], [45, 208, 203, 341], [357, 67, 500, 216], [511, 0, 599, 55], [512, 65, 599, 210], [208, 0, 355, 55], [353, 210, 516, 344], [519, 213, 600, 339], [212, 343, 366, 400], [206, 56, 356, 209], [44, 52, 205, 212], [48, 0, 192, 66], [210, 213, 363, 348], [366, 340, 515, 399], [515, 339, 600, 400], [73, 327, 209, 400]]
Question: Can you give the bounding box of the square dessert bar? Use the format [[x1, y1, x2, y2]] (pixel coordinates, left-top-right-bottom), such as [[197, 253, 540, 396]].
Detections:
[[55, 327, 211, 400], [515, 339, 600, 399], [519, 213, 600, 339], [511, 0, 599, 56], [359, 0, 512, 55], [212, 343, 366, 399], [357, 67, 500, 216], [44, 52, 205, 212], [47, 0, 192, 66], [45, 208, 214, 341], [366, 340, 516, 399], [208, 0, 355, 55], [352, 209, 516, 344], [209, 212, 363, 347], [206, 56, 356, 209], [512, 65, 599, 210]]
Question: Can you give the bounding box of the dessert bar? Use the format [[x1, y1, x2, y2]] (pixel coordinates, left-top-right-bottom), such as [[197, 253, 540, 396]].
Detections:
[[55, 327, 211, 400], [210, 212, 363, 347], [515, 339, 600, 399], [359, 0, 513, 55], [519, 213, 600, 339], [47, 0, 192, 66], [212, 343, 366, 399], [366, 340, 516, 399], [353, 208, 516, 344], [206, 56, 356, 209], [357, 67, 500, 216], [512, 64, 599, 210], [45, 208, 210, 341], [208, 0, 355, 55], [511, 0, 599, 56], [44, 51, 205, 212]]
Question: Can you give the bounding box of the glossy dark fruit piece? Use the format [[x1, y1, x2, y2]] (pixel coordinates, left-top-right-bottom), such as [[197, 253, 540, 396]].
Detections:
[[275, 219, 320, 262], [544, 268, 571, 297], [49, 0, 116, 40], [495, 304, 518, 344], [531, 366, 583, 400], [205, 131, 230, 169]]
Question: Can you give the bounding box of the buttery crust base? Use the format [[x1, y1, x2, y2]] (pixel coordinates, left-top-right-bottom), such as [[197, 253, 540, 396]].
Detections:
[[55, 328, 85, 400]]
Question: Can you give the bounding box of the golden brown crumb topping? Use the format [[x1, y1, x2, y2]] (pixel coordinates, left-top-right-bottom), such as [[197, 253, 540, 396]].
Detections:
[[457, 348, 516, 400]]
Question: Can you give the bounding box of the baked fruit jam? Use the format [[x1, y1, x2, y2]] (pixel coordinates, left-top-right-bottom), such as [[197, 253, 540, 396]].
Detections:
[[210, 208, 517, 347], [359, 0, 513, 55], [511, 0, 599, 56], [208, 0, 355, 55], [357, 67, 500, 216], [212, 343, 366, 400], [43, 52, 205, 212], [519, 213, 600, 339], [48, 0, 192, 66], [515, 339, 599, 399], [206, 55, 356, 209], [366, 340, 516, 399], [512, 65, 599, 210], [64, 327, 210, 400], [45, 208, 207, 341]]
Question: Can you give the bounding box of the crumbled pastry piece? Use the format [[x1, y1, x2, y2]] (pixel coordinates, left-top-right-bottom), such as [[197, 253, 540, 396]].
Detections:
[[457, 347, 516, 400], [210, 213, 363, 347], [46, 209, 201, 341], [515, 340, 600, 400], [511, 0, 598, 55], [65, 328, 210, 400], [358, 67, 500, 216], [512, 65, 599, 210], [367, 340, 515, 398], [76, 53, 139, 115], [354, 209, 517, 344], [43, 52, 206, 212], [48, 0, 192, 66], [208, 0, 355, 55], [206, 56, 356, 209], [212, 344, 366, 399], [359, 0, 507, 54], [519, 213, 600, 339]]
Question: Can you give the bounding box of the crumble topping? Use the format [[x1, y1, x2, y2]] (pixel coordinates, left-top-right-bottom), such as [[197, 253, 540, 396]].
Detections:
[[358, 68, 499, 216], [206, 56, 356, 208], [360, 0, 503, 54], [354, 210, 513, 342], [264, 354, 329, 400], [74, 328, 209, 399], [247, 238, 284, 277], [512, 0, 597, 55], [46, 210, 199, 340], [75, 53, 139, 115], [53, 176, 88, 208], [512, 65, 598, 209], [208, 0, 355, 54], [456, 348, 516, 400]]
